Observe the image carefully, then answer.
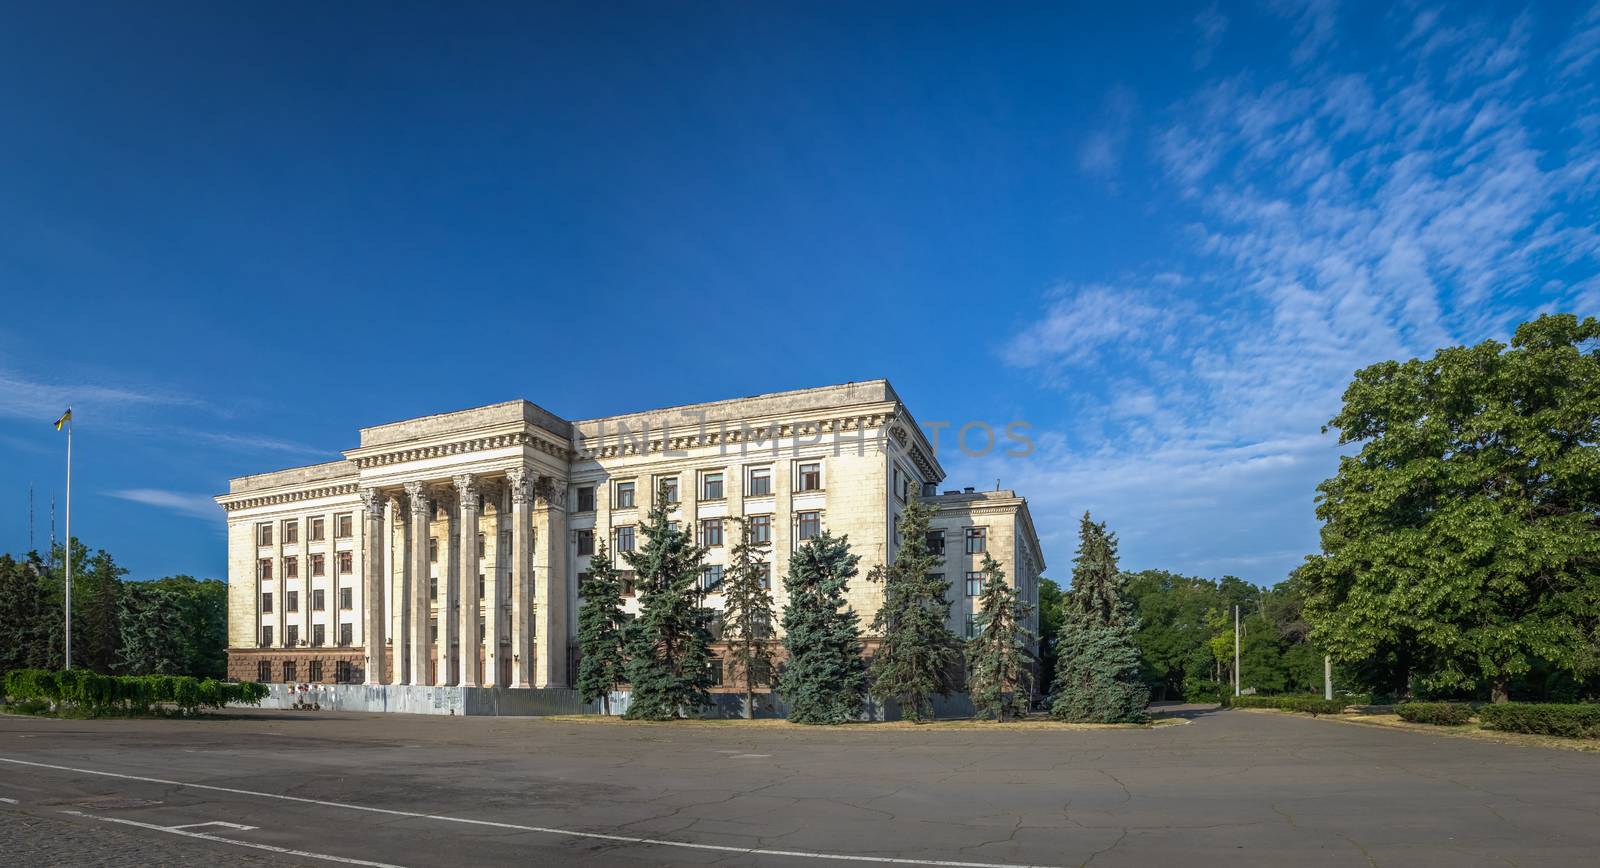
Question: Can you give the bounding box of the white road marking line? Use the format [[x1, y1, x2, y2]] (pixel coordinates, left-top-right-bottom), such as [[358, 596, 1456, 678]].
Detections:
[[60, 810, 406, 867], [167, 820, 259, 831], [0, 797, 17, 804], [1, 756, 1060, 868]]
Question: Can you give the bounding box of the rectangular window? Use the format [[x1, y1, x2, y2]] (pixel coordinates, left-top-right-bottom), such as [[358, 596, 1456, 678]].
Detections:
[[284, 556, 299, 579], [614, 525, 636, 553], [312, 589, 326, 611], [340, 623, 353, 646], [893, 515, 901, 547], [699, 518, 723, 547], [336, 513, 353, 538], [796, 511, 821, 542], [286, 624, 299, 646], [618, 570, 637, 596], [261, 591, 274, 613], [429, 537, 439, 563], [893, 467, 903, 502], [429, 576, 438, 600], [576, 486, 596, 513], [283, 660, 297, 682], [338, 551, 353, 574], [283, 519, 298, 544], [257, 522, 273, 547], [479, 622, 486, 642], [796, 462, 822, 492], [757, 562, 772, 591], [701, 564, 724, 591], [258, 558, 273, 581], [749, 514, 771, 544], [576, 529, 594, 556], [965, 613, 979, 639], [657, 475, 679, 504], [707, 657, 724, 687], [478, 532, 485, 559], [340, 587, 353, 610], [478, 574, 486, 600], [926, 531, 945, 555], [701, 471, 724, 500], [312, 624, 326, 647], [311, 553, 325, 577], [257, 659, 271, 681], [751, 657, 772, 686], [746, 466, 772, 497], [966, 571, 985, 597], [336, 660, 353, 683], [966, 527, 988, 554], [614, 480, 636, 509], [310, 517, 325, 541], [260, 625, 273, 648], [430, 619, 438, 642], [286, 590, 299, 613], [308, 659, 323, 681]]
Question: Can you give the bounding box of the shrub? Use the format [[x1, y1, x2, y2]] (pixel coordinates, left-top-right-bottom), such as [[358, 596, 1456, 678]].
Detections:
[[1477, 703, 1600, 738], [1395, 701, 1473, 725], [2, 669, 269, 717], [1226, 694, 1348, 715]]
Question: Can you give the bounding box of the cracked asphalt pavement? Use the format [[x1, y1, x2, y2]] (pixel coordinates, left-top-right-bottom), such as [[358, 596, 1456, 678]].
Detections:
[[1, 704, 1597, 867]]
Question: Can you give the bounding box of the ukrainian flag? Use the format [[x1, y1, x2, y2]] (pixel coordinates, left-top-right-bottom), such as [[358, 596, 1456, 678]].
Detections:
[[54, 408, 71, 430]]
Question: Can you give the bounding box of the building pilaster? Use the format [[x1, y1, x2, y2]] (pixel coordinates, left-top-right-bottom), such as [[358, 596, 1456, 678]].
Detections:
[[405, 481, 431, 685], [508, 466, 532, 688], [360, 488, 385, 684], [454, 474, 479, 687]]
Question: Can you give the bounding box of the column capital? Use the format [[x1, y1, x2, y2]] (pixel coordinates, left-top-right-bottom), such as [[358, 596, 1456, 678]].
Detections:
[[508, 466, 533, 505], [359, 487, 383, 515], [404, 481, 428, 515], [534, 475, 567, 509], [453, 473, 478, 503]]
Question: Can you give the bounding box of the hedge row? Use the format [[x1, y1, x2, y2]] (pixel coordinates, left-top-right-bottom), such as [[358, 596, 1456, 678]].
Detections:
[[1225, 694, 1349, 715], [1395, 701, 1474, 726], [1477, 702, 1600, 738], [2, 669, 268, 716]]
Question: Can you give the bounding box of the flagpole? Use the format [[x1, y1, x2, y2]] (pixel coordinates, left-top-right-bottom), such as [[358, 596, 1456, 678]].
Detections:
[[64, 413, 72, 671]]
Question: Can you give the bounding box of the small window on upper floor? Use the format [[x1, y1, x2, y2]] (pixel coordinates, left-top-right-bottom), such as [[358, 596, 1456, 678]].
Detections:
[[429, 537, 439, 563], [614, 525, 636, 553], [614, 480, 636, 510], [335, 513, 353, 539], [576, 529, 594, 556], [926, 530, 946, 556], [698, 518, 723, 548], [576, 486, 596, 513], [796, 461, 823, 492], [657, 475, 679, 504], [282, 519, 298, 545], [965, 527, 988, 554], [745, 466, 772, 497], [310, 516, 325, 541], [340, 587, 353, 610], [701, 470, 724, 501], [338, 551, 353, 574], [257, 522, 273, 547], [965, 571, 985, 597]]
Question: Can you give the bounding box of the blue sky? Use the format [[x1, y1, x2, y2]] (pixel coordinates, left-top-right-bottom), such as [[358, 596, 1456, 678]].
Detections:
[[2, 2, 1597, 584]]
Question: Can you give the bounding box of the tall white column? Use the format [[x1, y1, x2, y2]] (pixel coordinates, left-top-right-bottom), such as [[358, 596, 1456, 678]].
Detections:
[[360, 488, 386, 684], [533, 476, 569, 688], [483, 483, 504, 688], [387, 495, 406, 686], [455, 474, 480, 687], [508, 466, 533, 688], [405, 482, 431, 685]]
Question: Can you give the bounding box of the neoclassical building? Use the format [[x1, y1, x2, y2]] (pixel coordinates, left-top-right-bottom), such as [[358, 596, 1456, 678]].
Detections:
[[217, 380, 1045, 691]]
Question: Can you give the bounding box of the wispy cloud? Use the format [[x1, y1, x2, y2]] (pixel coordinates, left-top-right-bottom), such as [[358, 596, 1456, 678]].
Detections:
[[998, 4, 1600, 583], [1076, 85, 1138, 180], [1193, 4, 1229, 69], [0, 367, 199, 422], [106, 489, 219, 520]]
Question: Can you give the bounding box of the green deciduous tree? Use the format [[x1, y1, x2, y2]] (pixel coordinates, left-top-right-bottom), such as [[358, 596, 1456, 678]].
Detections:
[[622, 492, 717, 720], [1051, 513, 1149, 723], [778, 531, 868, 724], [966, 554, 1035, 721], [1302, 314, 1600, 702], [577, 540, 628, 715], [723, 517, 777, 719], [868, 495, 960, 722]]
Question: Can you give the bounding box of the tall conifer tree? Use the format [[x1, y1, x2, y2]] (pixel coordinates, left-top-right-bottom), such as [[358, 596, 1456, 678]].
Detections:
[[1050, 513, 1149, 723], [577, 540, 628, 715], [622, 491, 716, 720], [868, 495, 960, 722], [778, 531, 868, 724], [722, 517, 777, 719], [967, 554, 1035, 721]]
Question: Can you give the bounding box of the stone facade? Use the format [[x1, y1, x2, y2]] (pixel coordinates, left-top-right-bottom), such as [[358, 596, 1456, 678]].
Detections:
[[217, 380, 1044, 691]]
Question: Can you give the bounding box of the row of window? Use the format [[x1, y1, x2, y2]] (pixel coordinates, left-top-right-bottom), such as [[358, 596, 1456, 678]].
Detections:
[[922, 527, 987, 555], [258, 623, 354, 648], [258, 514, 354, 547], [576, 511, 819, 556], [260, 588, 354, 614], [426, 531, 522, 563], [257, 551, 353, 580], [257, 659, 356, 683], [576, 462, 824, 512]]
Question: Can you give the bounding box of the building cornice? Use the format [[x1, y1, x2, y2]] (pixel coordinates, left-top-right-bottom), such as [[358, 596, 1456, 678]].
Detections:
[[343, 426, 573, 469], [215, 481, 360, 513], [574, 411, 893, 461]]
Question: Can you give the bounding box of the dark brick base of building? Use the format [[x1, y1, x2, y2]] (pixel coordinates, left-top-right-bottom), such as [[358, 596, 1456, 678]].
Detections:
[[229, 647, 365, 684]]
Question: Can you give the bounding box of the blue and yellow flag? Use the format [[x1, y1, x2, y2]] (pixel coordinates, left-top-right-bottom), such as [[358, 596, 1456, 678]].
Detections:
[[54, 408, 71, 431]]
